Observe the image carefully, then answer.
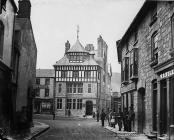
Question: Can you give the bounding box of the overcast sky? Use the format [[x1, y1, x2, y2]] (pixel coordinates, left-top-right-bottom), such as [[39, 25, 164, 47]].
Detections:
[[19, 0, 145, 73]]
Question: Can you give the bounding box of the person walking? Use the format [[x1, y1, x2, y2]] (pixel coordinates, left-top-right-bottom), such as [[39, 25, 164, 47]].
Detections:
[[117, 108, 123, 131], [100, 109, 106, 127], [123, 107, 129, 131]]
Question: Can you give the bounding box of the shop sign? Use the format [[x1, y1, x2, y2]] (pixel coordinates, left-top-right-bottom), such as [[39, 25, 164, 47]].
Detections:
[[160, 69, 174, 79], [120, 82, 136, 93]]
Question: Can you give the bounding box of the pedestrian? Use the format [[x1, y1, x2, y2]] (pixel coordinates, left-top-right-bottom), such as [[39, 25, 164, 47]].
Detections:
[[93, 111, 95, 118], [52, 111, 55, 120], [97, 110, 99, 122], [117, 108, 123, 131], [128, 105, 135, 132], [110, 114, 115, 128], [123, 107, 129, 131], [100, 109, 106, 127], [68, 109, 71, 117]]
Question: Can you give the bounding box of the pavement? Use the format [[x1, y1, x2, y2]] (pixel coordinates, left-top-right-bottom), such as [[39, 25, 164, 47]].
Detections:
[[105, 125, 151, 140], [9, 121, 50, 140]]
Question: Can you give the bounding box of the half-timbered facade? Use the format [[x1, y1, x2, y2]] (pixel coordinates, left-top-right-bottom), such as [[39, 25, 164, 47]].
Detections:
[[54, 35, 111, 117]]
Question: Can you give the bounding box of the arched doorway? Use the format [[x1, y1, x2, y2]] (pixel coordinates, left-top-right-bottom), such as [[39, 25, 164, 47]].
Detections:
[[138, 87, 145, 133], [86, 101, 93, 115]]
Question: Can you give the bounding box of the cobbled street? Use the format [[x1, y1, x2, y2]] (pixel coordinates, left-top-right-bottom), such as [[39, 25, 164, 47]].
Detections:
[[34, 115, 123, 140]]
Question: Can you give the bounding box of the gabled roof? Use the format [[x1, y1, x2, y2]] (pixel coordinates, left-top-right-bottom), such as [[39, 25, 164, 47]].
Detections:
[[67, 39, 88, 53], [54, 55, 99, 66], [36, 69, 55, 77]]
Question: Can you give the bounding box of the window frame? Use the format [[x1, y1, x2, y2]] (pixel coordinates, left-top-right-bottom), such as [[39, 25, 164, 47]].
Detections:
[[57, 98, 62, 109]]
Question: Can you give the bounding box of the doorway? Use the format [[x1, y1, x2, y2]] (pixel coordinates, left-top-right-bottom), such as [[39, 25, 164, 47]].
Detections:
[[160, 80, 167, 135], [152, 80, 157, 131], [86, 101, 93, 115], [138, 87, 145, 133]]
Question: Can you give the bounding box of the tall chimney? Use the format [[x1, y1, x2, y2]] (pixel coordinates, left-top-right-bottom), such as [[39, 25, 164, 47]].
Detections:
[[18, 0, 31, 18], [65, 40, 70, 54]]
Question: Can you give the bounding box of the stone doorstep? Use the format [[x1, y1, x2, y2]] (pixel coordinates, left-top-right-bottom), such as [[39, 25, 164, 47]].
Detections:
[[105, 126, 150, 140]]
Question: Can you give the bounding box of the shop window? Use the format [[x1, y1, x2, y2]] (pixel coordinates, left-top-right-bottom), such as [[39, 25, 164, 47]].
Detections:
[[130, 48, 138, 80], [77, 99, 82, 109], [45, 78, 50, 85], [57, 98, 62, 109], [66, 99, 72, 109], [88, 84, 91, 93], [121, 57, 129, 84], [58, 84, 61, 93], [45, 88, 49, 97], [36, 78, 40, 85], [73, 99, 76, 109], [150, 31, 158, 67], [0, 21, 4, 58]]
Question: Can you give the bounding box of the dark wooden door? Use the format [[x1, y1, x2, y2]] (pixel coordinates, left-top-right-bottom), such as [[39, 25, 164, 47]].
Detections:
[[86, 101, 93, 115], [138, 88, 145, 133]]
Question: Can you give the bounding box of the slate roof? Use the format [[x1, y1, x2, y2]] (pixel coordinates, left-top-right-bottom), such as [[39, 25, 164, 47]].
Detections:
[[54, 55, 99, 66], [67, 39, 88, 53], [36, 69, 55, 77]]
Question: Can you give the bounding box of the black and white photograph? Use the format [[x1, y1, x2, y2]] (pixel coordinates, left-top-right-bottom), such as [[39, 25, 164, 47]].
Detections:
[[0, 0, 174, 140]]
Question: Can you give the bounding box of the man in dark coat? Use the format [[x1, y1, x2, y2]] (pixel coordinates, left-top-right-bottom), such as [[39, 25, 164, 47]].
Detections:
[[100, 109, 106, 127], [117, 108, 123, 131]]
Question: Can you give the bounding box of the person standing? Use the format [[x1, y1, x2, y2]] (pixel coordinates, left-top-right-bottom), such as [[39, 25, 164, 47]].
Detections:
[[100, 109, 106, 127], [97, 110, 99, 122]]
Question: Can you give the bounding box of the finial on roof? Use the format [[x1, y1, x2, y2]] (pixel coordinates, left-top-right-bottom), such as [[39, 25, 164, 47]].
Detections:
[[77, 25, 79, 40]]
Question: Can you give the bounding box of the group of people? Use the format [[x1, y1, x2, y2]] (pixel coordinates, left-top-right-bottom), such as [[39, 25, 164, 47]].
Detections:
[[97, 105, 135, 132]]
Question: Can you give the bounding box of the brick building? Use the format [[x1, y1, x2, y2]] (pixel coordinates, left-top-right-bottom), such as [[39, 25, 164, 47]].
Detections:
[[117, 1, 174, 138], [53, 35, 112, 117], [34, 69, 55, 114]]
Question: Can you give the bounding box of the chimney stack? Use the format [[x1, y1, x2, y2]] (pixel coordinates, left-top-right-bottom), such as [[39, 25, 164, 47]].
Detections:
[[18, 0, 31, 18], [65, 40, 70, 54]]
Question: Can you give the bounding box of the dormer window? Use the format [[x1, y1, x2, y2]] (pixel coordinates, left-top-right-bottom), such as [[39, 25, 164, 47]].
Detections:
[[68, 52, 85, 63]]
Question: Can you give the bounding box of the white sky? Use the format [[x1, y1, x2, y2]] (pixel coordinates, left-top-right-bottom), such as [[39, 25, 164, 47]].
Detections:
[[17, 0, 145, 73]]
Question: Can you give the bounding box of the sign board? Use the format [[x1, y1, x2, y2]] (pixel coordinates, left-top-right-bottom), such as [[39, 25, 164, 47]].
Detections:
[[120, 82, 136, 93], [160, 69, 174, 79]]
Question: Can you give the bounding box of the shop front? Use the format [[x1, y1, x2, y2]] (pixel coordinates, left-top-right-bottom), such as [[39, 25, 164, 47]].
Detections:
[[155, 61, 174, 137]]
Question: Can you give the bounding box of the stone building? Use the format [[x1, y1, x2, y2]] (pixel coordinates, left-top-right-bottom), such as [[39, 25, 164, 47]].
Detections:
[[13, 0, 37, 128], [117, 1, 174, 138], [34, 69, 55, 114], [0, 0, 17, 130], [53, 35, 112, 117]]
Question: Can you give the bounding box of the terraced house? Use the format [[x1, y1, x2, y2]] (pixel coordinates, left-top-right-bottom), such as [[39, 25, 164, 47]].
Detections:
[[53, 35, 112, 117], [117, 1, 174, 139]]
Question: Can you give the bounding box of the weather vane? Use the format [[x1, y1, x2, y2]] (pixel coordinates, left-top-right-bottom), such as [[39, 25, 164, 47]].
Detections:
[[77, 25, 79, 40]]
